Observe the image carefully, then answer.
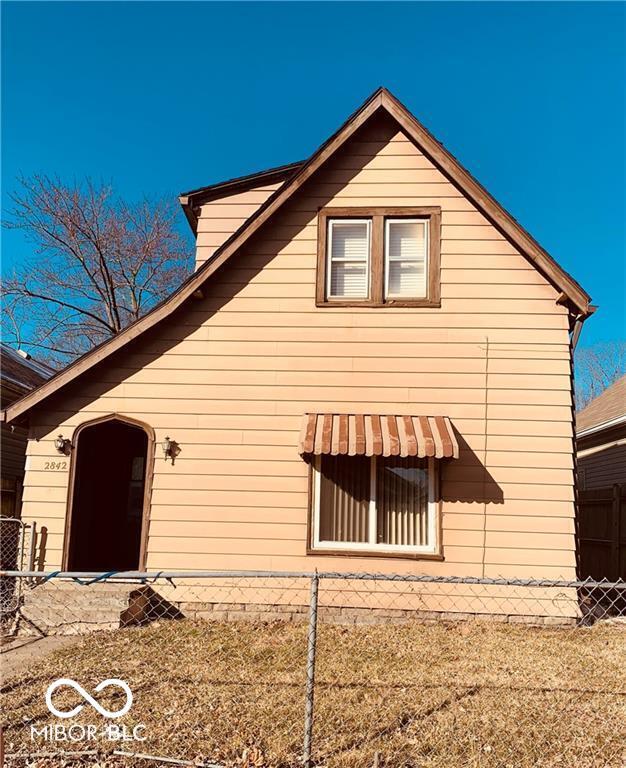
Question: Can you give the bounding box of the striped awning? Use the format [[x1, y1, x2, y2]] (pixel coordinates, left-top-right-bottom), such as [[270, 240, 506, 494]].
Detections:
[[298, 414, 459, 459]]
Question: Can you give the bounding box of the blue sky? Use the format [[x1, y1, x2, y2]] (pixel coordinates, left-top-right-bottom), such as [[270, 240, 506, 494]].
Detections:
[[2, 1, 624, 346]]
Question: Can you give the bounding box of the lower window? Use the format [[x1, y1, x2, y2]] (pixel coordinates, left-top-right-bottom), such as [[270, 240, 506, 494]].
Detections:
[[311, 454, 438, 554]]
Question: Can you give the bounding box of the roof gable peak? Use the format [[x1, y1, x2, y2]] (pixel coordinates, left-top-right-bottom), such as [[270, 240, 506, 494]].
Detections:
[[3, 86, 592, 424]]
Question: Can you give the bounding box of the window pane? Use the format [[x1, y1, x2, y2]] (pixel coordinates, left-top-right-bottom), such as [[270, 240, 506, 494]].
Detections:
[[330, 261, 368, 298], [330, 221, 369, 260], [385, 220, 427, 297], [329, 220, 369, 298], [319, 455, 370, 543], [388, 260, 425, 297], [376, 457, 429, 546]]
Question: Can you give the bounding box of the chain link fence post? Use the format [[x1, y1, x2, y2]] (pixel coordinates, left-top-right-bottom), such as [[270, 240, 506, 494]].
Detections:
[[28, 522, 37, 574], [303, 570, 319, 768]]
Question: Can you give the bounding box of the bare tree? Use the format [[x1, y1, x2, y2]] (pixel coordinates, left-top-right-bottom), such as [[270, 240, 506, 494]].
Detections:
[[2, 175, 192, 366], [575, 340, 626, 409]]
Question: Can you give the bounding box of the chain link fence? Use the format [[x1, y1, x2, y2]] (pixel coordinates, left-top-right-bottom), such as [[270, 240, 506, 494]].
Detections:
[[1, 570, 625, 767], [0, 519, 36, 616]]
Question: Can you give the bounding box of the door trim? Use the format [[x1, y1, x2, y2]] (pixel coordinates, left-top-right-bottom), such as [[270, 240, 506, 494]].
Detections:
[[62, 413, 156, 572]]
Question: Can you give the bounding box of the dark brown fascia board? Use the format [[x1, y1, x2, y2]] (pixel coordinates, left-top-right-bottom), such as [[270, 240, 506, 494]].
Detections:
[[3, 87, 593, 424], [180, 160, 305, 200], [2, 89, 386, 424], [179, 160, 304, 235], [378, 89, 592, 316]]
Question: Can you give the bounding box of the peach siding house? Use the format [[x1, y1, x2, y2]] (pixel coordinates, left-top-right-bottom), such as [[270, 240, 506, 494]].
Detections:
[[3, 89, 594, 581]]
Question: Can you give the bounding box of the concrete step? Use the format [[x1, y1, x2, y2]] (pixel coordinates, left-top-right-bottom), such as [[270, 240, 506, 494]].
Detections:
[[18, 582, 162, 636]]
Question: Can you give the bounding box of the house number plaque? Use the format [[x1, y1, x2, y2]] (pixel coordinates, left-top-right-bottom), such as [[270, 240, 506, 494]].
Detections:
[[44, 461, 67, 470]]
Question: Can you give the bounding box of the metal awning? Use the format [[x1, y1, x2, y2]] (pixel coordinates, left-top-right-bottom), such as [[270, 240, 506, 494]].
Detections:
[[298, 414, 459, 459]]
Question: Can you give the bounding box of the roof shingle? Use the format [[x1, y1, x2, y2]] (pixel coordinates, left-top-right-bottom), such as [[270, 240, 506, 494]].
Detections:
[[577, 375, 626, 433]]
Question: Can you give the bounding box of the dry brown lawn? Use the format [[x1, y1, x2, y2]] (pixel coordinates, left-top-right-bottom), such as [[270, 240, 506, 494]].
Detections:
[[2, 618, 625, 768]]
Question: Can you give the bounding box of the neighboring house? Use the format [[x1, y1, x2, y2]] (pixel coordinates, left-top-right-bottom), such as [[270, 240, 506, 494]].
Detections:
[[576, 376, 625, 581], [0, 344, 52, 518], [2, 89, 594, 583], [576, 376, 626, 490]]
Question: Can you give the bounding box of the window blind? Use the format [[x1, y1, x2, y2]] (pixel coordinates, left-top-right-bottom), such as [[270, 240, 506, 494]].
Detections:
[[319, 454, 370, 543], [385, 220, 427, 298], [328, 220, 370, 298], [317, 455, 431, 550], [376, 457, 429, 547]]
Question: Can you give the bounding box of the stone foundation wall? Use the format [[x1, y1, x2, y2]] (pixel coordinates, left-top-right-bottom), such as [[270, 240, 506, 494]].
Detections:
[[173, 600, 578, 628]]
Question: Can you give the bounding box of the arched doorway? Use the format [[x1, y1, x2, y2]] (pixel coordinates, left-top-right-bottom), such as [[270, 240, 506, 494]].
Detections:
[[65, 416, 153, 571]]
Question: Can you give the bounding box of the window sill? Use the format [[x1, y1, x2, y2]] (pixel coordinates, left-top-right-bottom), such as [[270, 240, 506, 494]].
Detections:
[[316, 299, 442, 309], [306, 545, 444, 561]]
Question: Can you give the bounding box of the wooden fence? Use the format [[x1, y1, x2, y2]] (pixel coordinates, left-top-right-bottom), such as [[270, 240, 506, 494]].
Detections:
[[578, 483, 626, 580]]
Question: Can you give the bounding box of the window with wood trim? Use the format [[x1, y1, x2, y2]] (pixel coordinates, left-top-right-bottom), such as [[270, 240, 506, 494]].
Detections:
[[311, 455, 438, 555], [327, 219, 371, 299], [385, 219, 427, 298], [317, 207, 441, 307]]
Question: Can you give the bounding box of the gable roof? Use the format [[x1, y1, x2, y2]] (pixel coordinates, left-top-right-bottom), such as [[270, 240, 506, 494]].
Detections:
[[577, 375, 626, 435], [2, 87, 593, 424]]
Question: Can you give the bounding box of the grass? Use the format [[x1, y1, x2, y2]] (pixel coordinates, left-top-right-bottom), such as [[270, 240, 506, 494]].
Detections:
[[2, 618, 625, 768]]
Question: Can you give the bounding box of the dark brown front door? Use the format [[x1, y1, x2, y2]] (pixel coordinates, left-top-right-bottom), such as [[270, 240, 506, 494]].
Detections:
[[67, 420, 148, 571]]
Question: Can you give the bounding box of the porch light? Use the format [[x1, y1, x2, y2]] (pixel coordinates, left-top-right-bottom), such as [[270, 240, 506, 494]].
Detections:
[[54, 434, 71, 454], [162, 436, 181, 463]]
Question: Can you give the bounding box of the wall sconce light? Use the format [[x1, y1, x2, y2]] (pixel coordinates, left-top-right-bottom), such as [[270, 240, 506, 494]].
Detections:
[[54, 434, 72, 455], [162, 436, 181, 463]]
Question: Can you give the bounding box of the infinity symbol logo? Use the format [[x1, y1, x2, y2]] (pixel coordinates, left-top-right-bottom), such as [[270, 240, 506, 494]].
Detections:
[[45, 678, 133, 719]]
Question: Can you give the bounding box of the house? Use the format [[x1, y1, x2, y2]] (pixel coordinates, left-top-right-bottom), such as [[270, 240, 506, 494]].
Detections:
[[575, 375, 625, 582], [1, 344, 52, 518], [2, 88, 594, 584], [576, 375, 626, 490]]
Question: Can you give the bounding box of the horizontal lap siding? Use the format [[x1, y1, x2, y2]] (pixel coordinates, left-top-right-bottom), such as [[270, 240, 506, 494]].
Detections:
[[22, 113, 576, 577], [578, 443, 626, 488], [194, 183, 282, 269]]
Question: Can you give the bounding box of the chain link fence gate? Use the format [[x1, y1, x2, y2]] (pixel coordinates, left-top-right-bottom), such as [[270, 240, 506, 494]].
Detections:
[[0, 519, 36, 618], [1, 570, 625, 768]]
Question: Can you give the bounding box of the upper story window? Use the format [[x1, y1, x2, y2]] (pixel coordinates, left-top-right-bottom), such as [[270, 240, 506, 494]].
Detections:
[[327, 219, 371, 299], [385, 219, 428, 299], [317, 207, 441, 308]]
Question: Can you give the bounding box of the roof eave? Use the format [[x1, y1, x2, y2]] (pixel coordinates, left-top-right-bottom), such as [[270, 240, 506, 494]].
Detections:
[[6, 86, 593, 423], [378, 89, 592, 316], [4, 92, 387, 425], [577, 414, 626, 438], [178, 194, 199, 235], [178, 161, 305, 236]]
